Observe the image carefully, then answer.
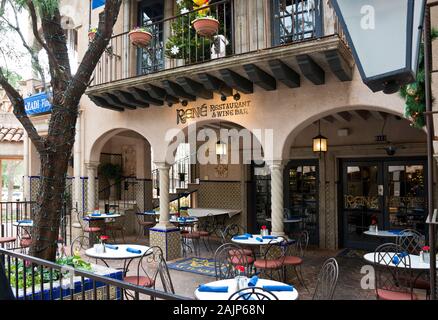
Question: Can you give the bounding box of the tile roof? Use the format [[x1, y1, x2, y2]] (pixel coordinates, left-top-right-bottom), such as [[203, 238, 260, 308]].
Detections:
[[0, 125, 24, 142]]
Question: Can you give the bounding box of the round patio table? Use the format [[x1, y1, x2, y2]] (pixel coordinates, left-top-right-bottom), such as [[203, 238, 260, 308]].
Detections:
[[85, 213, 122, 220], [12, 220, 34, 227], [231, 234, 283, 246], [85, 244, 150, 275], [194, 278, 299, 300], [363, 230, 411, 238], [363, 252, 435, 270]]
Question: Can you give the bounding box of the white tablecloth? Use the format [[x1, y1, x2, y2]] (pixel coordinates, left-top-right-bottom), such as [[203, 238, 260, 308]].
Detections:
[[363, 252, 436, 270], [195, 278, 298, 300], [231, 234, 283, 246], [187, 208, 241, 218], [85, 244, 150, 260]]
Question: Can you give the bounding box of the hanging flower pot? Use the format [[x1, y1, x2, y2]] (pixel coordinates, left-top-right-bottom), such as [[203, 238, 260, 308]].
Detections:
[[192, 17, 219, 37], [129, 27, 153, 47], [88, 28, 97, 41]]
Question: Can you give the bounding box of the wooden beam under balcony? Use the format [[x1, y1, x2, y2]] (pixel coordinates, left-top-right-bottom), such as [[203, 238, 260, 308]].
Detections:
[[197, 73, 233, 97], [102, 92, 137, 110], [162, 80, 196, 101], [325, 49, 353, 82], [144, 84, 179, 105], [113, 90, 149, 108], [176, 77, 213, 100], [243, 64, 276, 91], [129, 87, 163, 106], [268, 59, 300, 88], [218, 69, 253, 94], [296, 54, 325, 85], [89, 95, 124, 112]]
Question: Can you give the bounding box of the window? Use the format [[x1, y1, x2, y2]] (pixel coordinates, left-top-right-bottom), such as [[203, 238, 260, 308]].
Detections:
[[271, 0, 321, 46]]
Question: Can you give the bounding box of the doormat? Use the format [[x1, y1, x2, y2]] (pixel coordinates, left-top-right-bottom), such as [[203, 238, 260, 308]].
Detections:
[[336, 248, 365, 259], [167, 257, 216, 277]]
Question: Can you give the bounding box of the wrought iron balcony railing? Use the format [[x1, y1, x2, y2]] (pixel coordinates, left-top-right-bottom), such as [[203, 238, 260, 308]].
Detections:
[[90, 0, 346, 87]]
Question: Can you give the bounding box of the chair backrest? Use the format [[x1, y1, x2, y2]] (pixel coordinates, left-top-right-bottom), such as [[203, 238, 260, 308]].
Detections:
[[198, 214, 216, 233], [289, 230, 309, 258], [225, 224, 245, 239], [312, 257, 339, 300], [228, 287, 279, 300], [135, 246, 175, 293], [396, 229, 425, 255], [70, 235, 90, 256], [262, 236, 289, 263], [214, 243, 252, 280], [373, 243, 414, 298]]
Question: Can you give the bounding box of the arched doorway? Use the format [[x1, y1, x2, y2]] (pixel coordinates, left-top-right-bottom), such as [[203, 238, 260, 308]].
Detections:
[[283, 108, 427, 249]]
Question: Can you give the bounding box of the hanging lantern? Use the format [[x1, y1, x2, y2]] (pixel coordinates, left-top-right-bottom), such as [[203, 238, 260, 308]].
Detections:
[[331, 0, 426, 94], [313, 121, 328, 153], [216, 140, 227, 156]]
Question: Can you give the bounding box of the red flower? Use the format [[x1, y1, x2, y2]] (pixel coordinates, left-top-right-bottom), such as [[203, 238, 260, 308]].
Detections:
[[235, 265, 245, 273], [261, 225, 267, 230], [100, 235, 109, 241], [423, 246, 430, 252]]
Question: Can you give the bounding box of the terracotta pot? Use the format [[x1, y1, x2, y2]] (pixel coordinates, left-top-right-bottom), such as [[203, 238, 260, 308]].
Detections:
[[192, 17, 219, 37], [129, 30, 153, 47], [88, 31, 96, 41]]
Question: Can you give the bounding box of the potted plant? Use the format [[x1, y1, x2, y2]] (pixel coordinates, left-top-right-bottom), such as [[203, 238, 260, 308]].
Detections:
[[88, 28, 97, 41], [192, 0, 219, 37], [129, 26, 153, 47]]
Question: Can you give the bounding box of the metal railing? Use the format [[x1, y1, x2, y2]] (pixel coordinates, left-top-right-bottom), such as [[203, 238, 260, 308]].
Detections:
[[90, 0, 346, 87], [0, 248, 190, 300]]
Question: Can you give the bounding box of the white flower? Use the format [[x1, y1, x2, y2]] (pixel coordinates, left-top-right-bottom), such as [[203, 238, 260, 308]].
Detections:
[[176, 0, 183, 6], [180, 7, 189, 14], [171, 45, 180, 56]]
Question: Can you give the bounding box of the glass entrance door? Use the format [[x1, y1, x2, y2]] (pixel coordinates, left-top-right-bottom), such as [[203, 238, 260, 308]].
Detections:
[[342, 162, 383, 249], [341, 158, 427, 249]]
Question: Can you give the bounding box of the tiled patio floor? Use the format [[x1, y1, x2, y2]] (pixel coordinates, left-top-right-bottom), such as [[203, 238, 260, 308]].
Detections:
[[77, 235, 389, 300]]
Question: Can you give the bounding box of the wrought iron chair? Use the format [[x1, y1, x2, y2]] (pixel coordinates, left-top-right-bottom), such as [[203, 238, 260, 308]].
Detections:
[[180, 222, 201, 257], [253, 236, 288, 281], [135, 211, 157, 241], [374, 243, 417, 300], [68, 235, 90, 257], [312, 257, 339, 300], [218, 224, 254, 258], [214, 243, 254, 280], [281, 230, 309, 291], [16, 225, 32, 253], [104, 214, 126, 243], [76, 209, 102, 238], [196, 214, 216, 252], [228, 287, 279, 300], [395, 229, 430, 297], [123, 246, 174, 299]]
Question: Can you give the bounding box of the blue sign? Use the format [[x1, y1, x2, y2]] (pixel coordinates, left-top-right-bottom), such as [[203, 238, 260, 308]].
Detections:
[[24, 93, 52, 115], [92, 0, 105, 9]]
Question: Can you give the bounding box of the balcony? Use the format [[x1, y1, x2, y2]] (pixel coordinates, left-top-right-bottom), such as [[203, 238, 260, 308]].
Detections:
[[86, 0, 354, 111]]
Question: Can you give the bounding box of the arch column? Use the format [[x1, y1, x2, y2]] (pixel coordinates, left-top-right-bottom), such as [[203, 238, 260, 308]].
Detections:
[[23, 132, 30, 200], [149, 161, 181, 261], [86, 162, 99, 212], [269, 160, 285, 236]]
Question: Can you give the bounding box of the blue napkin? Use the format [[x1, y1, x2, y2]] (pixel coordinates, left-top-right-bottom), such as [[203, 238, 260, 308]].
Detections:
[[233, 236, 249, 240], [244, 233, 253, 238], [389, 230, 402, 235], [145, 211, 156, 215], [255, 237, 263, 242], [262, 235, 277, 239], [17, 219, 32, 224], [248, 276, 259, 287], [198, 285, 228, 293], [105, 245, 119, 250], [126, 247, 142, 254], [263, 285, 294, 292], [392, 251, 409, 265], [392, 256, 400, 265], [91, 213, 102, 217]]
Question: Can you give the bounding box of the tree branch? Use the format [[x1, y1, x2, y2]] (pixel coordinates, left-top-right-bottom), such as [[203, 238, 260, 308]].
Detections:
[[26, 0, 64, 83], [0, 68, 45, 152], [63, 0, 122, 107]]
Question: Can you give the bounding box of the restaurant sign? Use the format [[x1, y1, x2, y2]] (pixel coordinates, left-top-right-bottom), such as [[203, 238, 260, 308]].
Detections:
[[177, 100, 251, 125], [24, 92, 52, 116]]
